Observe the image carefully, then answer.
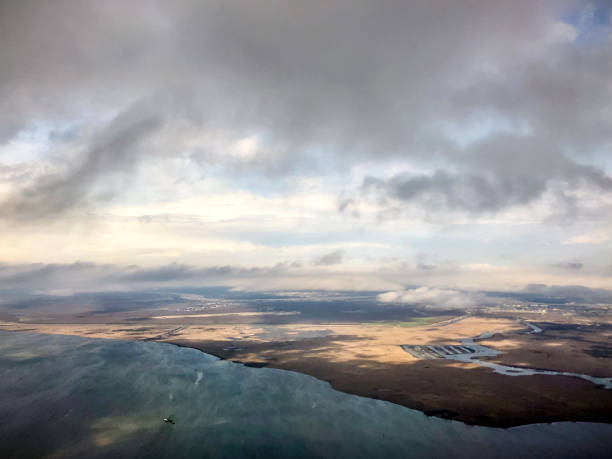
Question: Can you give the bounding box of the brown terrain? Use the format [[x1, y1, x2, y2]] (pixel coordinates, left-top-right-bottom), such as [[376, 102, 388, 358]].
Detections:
[[1, 310, 611, 427]]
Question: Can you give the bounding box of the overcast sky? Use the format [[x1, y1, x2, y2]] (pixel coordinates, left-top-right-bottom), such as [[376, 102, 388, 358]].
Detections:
[[1, 1, 611, 294]]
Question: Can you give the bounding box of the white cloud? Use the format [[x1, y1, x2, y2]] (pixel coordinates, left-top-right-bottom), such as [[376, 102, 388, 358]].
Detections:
[[377, 287, 487, 309], [564, 231, 610, 245], [545, 21, 578, 44]]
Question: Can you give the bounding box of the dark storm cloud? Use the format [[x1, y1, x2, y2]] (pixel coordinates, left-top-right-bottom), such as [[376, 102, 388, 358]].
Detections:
[[1, 0, 610, 220]]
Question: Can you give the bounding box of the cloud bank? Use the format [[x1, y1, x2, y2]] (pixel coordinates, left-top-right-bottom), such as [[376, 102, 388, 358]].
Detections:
[[2, 1, 611, 220], [377, 287, 490, 309]]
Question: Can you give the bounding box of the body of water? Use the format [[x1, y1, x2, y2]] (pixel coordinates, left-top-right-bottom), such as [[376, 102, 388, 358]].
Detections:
[[1, 331, 611, 458]]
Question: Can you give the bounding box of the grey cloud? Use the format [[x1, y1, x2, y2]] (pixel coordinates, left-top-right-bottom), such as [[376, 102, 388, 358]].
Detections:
[[0, 104, 163, 221], [0, 162, 45, 184], [118, 263, 202, 283], [338, 198, 355, 213], [1, 0, 611, 227], [1, 261, 610, 309], [550, 262, 584, 270], [115, 263, 280, 284], [0, 262, 103, 286], [0, 261, 299, 294], [417, 262, 436, 271], [314, 250, 344, 266], [362, 168, 538, 214], [360, 134, 612, 215], [338, 197, 360, 218], [523, 284, 612, 303], [2, 1, 601, 216], [414, 254, 436, 271], [449, 42, 612, 152]]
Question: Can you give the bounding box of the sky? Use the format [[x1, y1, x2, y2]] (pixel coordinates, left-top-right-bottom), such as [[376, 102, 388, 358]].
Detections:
[[1, 0, 611, 297]]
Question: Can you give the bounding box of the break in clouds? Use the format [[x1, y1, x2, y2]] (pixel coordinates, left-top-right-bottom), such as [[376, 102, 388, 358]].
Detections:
[[0, 1, 611, 297]]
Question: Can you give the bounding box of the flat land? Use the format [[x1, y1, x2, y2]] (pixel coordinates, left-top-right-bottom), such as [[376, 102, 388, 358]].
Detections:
[[1, 308, 611, 427]]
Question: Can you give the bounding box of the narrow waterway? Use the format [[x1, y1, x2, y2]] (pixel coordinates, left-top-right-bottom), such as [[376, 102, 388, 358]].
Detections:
[[448, 323, 612, 389]]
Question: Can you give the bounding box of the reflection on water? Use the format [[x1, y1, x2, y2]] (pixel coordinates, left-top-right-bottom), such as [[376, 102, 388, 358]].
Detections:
[[1, 331, 611, 459]]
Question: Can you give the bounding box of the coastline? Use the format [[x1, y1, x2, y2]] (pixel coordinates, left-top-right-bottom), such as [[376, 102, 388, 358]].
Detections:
[[163, 337, 612, 429], [4, 329, 612, 459], [2, 320, 611, 429]]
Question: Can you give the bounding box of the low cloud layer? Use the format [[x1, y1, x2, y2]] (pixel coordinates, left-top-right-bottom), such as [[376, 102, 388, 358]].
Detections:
[[550, 262, 584, 271], [1, 262, 611, 313], [0, 261, 399, 296], [377, 287, 490, 309], [0, 262, 290, 293], [523, 284, 612, 303]]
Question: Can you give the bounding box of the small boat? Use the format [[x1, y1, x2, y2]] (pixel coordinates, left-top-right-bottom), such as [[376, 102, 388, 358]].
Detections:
[[163, 417, 175, 424]]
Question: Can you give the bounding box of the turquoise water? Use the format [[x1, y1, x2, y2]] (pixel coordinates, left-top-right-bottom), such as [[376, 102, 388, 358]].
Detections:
[[1, 331, 611, 458]]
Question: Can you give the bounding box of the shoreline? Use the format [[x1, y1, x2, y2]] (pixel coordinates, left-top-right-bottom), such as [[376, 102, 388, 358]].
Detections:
[[3, 330, 612, 459], [2, 322, 611, 429], [163, 337, 612, 429]]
